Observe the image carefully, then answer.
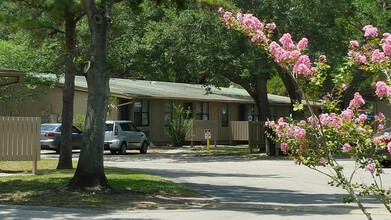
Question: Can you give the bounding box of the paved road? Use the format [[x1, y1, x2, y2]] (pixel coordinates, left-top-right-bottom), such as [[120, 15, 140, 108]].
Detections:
[[2, 148, 391, 219], [102, 149, 391, 216]]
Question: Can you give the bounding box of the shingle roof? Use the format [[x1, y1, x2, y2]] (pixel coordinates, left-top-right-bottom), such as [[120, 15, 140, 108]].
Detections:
[[47, 74, 292, 105]]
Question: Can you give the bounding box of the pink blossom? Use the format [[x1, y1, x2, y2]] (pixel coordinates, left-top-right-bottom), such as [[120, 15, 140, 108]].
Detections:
[[281, 142, 288, 152], [269, 42, 290, 63], [374, 136, 382, 146], [375, 81, 390, 97], [363, 25, 378, 38], [349, 40, 359, 48], [251, 31, 268, 44], [279, 33, 296, 51], [300, 120, 306, 125], [307, 116, 319, 127], [356, 54, 367, 64], [375, 112, 385, 121], [218, 7, 224, 13], [240, 13, 264, 32], [293, 55, 313, 76], [371, 49, 388, 63], [378, 124, 384, 131], [388, 142, 391, 154], [294, 127, 306, 141], [319, 113, 330, 126], [289, 50, 301, 60], [355, 114, 367, 124], [348, 92, 365, 109], [341, 83, 347, 91], [347, 50, 355, 57], [342, 143, 352, 152], [382, 43, 391, 56], [319, 157, 327, 164], [382, 33, 391, 43], [365, 163, 376, 173], [341, 109, 354, 122], [265, 22, 276, 30], [297, 38, 308, 50]]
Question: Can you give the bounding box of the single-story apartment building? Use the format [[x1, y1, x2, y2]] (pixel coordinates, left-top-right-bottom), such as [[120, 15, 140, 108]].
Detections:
[[2, 74, 296, 145], [2, 72, 391, 145]]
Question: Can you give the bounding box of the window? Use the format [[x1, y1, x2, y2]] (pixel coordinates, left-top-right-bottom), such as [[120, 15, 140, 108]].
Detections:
[[195, 102, 209, 120], [221, 104, 229, 127], [246, 105, 259, 121], [134, 100, 149, 126], [164, 101, 173, 126], [184, 103, 193, 119], [120, 123, 131, 131]]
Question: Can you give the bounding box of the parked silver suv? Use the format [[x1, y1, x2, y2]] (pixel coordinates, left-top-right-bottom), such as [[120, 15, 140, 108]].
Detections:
[[104, 120, 149, 154]]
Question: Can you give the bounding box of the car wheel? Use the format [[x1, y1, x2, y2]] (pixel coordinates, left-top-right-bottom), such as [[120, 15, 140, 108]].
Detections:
[[119, 142, 127, 155], [140, 141, 148, 154], [110, 150, 118, 155]]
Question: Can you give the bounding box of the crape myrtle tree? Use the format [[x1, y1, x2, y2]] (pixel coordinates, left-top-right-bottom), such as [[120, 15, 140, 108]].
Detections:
[[219, 8, 391, 219], [0, 0, 85, 169]]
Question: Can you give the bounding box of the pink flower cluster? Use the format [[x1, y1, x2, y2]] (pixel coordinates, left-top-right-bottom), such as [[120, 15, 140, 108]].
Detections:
[[219, 8, 320, 78], [363, 25, 378, 38], [348, 92, 366, 109], [218, 8, 273, 46], [375, 81, 391, 98], [365, 163, 376, 173], [348, 26, 391, 65], [237, 13, 263, 32], [265, 117, 307, 142], [342, 143, 352, 152]]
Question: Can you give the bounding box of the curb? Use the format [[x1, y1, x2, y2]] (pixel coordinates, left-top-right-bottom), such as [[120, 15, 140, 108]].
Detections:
[[203, 201, 391, 216]]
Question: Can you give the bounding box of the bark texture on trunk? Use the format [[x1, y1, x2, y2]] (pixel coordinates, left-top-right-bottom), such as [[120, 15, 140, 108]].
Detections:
[[251, 74, 271, 121], [342, 69, 365, 109], [68, 0, 111, 190], [57, 12, 78, 169], [274, 64, 303, 119]]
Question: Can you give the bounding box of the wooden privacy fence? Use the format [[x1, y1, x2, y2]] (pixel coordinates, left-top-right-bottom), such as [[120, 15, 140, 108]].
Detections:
[[230, 121, 275, 154], [0, 117, 41, 174]]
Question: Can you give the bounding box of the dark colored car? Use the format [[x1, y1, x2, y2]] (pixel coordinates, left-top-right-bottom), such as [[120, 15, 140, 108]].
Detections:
[[40, 123, 83, 153]]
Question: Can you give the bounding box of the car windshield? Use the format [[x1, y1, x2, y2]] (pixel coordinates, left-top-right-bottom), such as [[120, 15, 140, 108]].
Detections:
[[105, 123, 114, 132], [41, 124, 59, 131]]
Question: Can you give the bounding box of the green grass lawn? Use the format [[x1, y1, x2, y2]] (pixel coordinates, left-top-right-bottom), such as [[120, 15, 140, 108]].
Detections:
[[0, 160, 203, 210]]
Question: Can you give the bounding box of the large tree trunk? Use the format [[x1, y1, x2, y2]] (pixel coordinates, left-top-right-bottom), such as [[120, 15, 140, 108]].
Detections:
[[274, 64, 303, 119], [68, 0, 111, 190], [251, 73, 271, 121], [57, 12, 78, 169], [342, 69, 365, 109]]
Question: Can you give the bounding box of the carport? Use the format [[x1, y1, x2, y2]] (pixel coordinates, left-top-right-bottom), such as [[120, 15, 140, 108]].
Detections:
[[0, 67, 25, 87]]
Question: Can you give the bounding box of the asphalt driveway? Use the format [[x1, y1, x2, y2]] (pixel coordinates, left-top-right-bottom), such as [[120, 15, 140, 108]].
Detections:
[[34, 147, 391, 219], [102, 148, 390, 216]]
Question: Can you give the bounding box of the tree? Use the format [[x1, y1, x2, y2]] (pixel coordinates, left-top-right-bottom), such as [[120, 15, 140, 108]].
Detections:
[[68, 0, 112, 190], [0, 0, 85, 169]]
